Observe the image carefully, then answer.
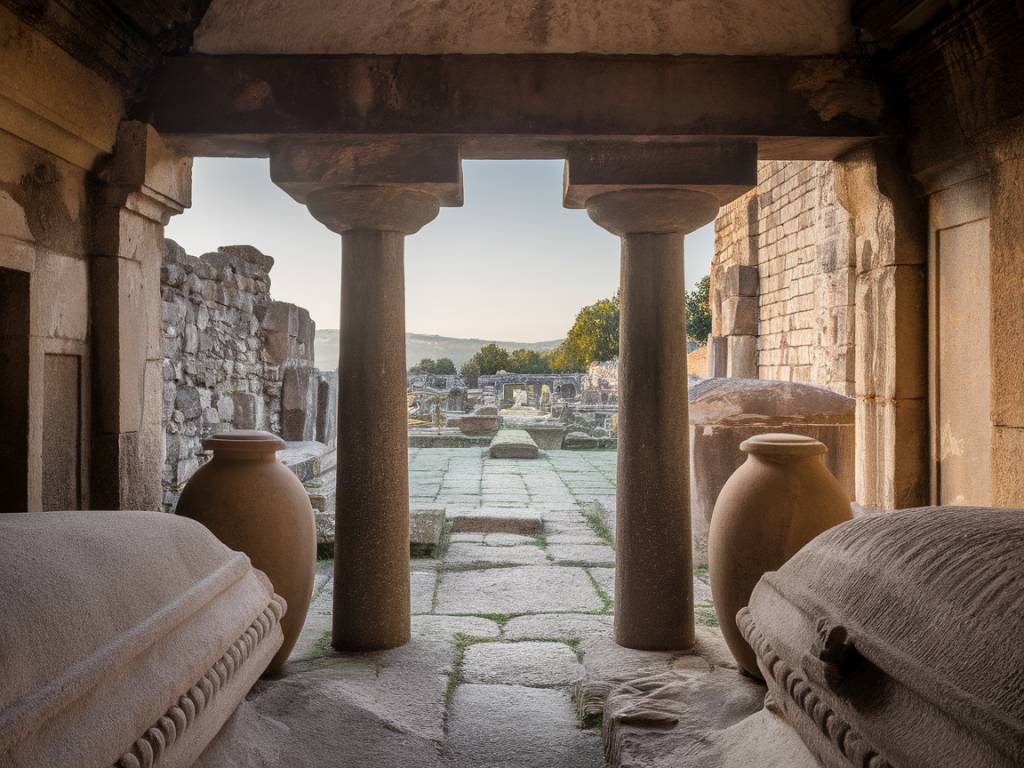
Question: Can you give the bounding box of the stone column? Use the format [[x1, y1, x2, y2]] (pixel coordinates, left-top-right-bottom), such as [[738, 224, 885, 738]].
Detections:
[[310, 188, 445, 651], [586, 190, 721, 650], [271, 141, 462, 650]]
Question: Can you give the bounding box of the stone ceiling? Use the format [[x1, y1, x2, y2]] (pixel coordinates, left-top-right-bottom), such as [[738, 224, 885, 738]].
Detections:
[[191, 0, 855, 56]]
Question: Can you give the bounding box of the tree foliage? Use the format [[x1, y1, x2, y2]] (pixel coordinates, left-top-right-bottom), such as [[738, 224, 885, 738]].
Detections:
[[507, 348, 549, 373], [553, 295, 620, 372], [409, 357, 457, 375], [685, 275, 712, 346]]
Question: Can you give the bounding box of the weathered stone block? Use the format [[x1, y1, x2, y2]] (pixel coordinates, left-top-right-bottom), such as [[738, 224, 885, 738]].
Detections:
[[450, 506, 544, 535], [719, 296, 757, 335], [489, 429, 539, 459], [721, 264, 759, 297], [281, 366, 317, 441]]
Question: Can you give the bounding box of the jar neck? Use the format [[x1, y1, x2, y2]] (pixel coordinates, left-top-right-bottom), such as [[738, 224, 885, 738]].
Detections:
[[211, 449, 278, 463]]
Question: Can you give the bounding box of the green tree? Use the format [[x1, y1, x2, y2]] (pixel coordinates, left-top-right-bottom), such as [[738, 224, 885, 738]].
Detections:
[[467, 343, 511, 376], [408, 357, 437, 374], [460, 358, 481, 387], [685, 275, 712, 346], [507, 348, 550, 373], [556, 295, 620, 372], [433, 357, 457, 375]]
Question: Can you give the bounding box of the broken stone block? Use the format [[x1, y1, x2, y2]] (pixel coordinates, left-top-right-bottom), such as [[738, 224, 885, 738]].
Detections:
[[489, 429, 539, 459], [458, 414, 500, 436], [410, 507, 445, 557], [449, 505, 543, 535], [281, 366, 317, 441]]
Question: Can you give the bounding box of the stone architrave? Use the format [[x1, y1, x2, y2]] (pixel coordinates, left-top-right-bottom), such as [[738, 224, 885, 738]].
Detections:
[[91, 121, 191, 510], [0, 510, 283, 767], [565, 141, 755, 651], [271, 140, 462, 651]]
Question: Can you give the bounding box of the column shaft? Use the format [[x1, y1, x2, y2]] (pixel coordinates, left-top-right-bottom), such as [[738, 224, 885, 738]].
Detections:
[[615, 232, 695, 650], [333, 230, 410, 650]]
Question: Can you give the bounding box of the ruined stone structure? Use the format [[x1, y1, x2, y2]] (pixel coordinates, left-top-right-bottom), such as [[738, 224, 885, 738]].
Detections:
[[160, 240, 334, 511]]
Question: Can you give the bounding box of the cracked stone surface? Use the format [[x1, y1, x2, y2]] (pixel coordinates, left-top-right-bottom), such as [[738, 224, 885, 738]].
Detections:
[[202, 448, 725, 768], [462, 641, 582, 686]]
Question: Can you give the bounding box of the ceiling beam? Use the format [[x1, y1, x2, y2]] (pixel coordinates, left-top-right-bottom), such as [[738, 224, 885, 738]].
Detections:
[[134, 53, 888, 160]]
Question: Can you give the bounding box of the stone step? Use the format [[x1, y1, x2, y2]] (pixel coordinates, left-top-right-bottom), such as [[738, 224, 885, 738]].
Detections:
[[489, 429, 539, 459], [280, 440, 330, 482], [450, 505, 544, 535]]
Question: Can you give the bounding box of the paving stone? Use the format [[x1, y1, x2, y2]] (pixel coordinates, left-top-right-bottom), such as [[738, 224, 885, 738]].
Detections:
[[445, 542, 548, 566], [450, 505, 543, 535], [411, 570, 436, 614], [548, 543, 616, 565], [436, 566, 603, 614], [482, 532, 538, 546], [504, 613, 613, 642], [462, 641, 582, 686], [545, 532, 607, 545], [448, 684, 602, 768], [449, 532, 485, 543]]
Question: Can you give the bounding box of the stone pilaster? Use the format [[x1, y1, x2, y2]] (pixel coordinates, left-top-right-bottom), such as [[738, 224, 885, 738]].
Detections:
[[835, 143, 928, 511], [91, 122, 191, 510], [271, 141, 462, 651], [565, 142, 755, 651]]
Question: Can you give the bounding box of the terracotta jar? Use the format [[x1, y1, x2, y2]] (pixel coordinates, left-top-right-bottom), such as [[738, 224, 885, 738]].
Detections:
[[708, 433, 852, 678], [176, 430, 316, 674]]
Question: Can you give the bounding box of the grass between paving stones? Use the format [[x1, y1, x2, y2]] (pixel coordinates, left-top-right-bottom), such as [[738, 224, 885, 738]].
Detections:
[[581, 504, 615, 548], [584, 569, 614, 614]]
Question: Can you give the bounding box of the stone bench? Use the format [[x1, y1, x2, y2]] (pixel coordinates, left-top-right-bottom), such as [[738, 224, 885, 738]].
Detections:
[[489, 429, 539, 459]]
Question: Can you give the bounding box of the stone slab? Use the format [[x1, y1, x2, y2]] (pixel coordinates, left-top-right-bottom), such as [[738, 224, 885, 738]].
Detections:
[[410, 507, 446, 557], [462, 641, 582, 687], [489, 429, 539, 459], [548, 543, 616, 566], [445, 542, 548, 566], [504, 613, 613, 642], [449, 505, 543, 535], [436, 566, 604, 615], [448, 684, 602, 768]]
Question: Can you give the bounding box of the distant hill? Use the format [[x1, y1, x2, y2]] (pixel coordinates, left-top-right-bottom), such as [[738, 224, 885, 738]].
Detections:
[[314, 330, 562, 371]]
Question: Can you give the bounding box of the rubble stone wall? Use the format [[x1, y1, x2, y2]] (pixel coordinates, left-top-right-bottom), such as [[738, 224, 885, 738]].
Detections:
[[713, 161, 855, 395], [160, 240, 325, 511]]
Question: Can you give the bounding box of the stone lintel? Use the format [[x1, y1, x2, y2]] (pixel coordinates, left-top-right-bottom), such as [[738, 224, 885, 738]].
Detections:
[[270, 139, 463, 207], [563, 142, 757, 209], [137, 54, 884, 159]]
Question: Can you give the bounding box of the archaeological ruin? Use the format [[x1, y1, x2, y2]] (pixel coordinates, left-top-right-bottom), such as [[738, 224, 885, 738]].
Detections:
[[1, 1, 1023, 767]]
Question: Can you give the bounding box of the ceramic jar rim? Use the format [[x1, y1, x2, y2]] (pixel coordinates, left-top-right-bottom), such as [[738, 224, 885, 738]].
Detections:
[[740, 433, 827, 459], [202, 430, 286, 454]]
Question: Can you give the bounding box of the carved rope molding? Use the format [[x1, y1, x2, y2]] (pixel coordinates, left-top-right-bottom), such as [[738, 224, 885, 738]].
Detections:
[[736, 608, 891, 768], [113, 595, 285, 768]]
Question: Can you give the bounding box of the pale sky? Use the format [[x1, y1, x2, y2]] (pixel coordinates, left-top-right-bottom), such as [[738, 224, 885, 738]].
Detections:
[[166, 159, 714, 342]]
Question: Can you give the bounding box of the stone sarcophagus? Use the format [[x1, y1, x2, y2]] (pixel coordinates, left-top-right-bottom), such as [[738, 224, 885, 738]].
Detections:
[[738, 506, 1024, 768], [0, 511, 285, 768]]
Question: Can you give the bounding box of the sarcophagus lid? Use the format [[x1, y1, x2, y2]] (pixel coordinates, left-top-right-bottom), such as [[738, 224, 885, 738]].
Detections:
[[0, 511, 285, 768], [738, 506, 1024, 768]]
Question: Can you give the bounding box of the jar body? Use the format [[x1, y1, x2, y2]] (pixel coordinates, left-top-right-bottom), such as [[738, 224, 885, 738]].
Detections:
[[709, 441, 851, 677], [177, 446, 316, 674]]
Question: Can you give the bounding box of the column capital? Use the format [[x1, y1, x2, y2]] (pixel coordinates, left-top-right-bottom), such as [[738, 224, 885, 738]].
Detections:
[[563, 141, 756, 235], [306, 185, 441, 235], [270, 139, 463, 234], [584, 188, 721, 236]]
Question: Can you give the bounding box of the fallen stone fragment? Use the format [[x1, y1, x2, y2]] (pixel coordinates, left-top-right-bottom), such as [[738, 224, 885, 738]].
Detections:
[[489, 429, 540, 459]]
